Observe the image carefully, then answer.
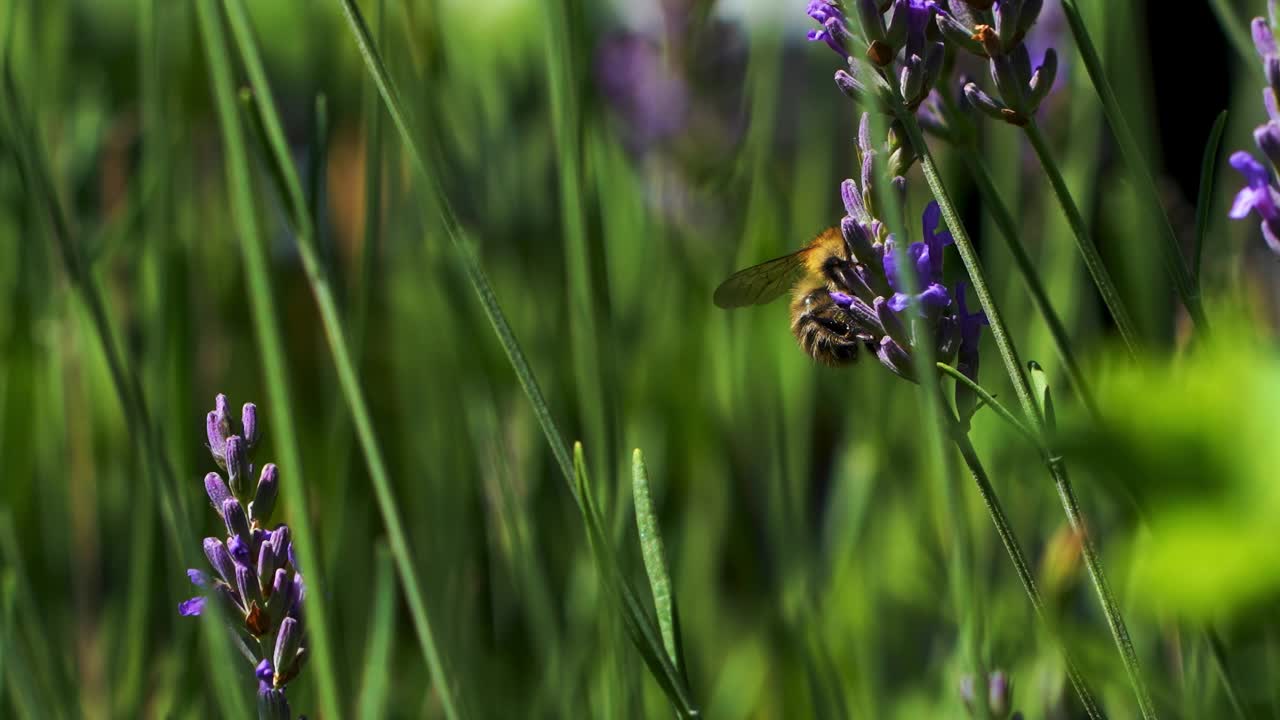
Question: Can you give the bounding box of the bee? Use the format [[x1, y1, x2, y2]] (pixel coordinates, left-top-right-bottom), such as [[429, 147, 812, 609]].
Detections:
[[714, 227, 877, 366]]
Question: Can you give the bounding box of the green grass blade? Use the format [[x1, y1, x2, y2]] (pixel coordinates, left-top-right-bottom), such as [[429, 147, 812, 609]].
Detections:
[[191, 3, 345, 717], [575, 444, 699, 718], [1209, 0, 1263, 77], [218, 2, 462, 717], [541, 0, 610, 488], [631, 448, 687, 681], [1024, 120, 1141, 355], [0, 568, 36, 719], [331, 0, 576, 486], [945, 123, 1097, 415], [1061, 0, 1208, 331], [357, 544, 397, 720], [1194, 110, 1229, 293]]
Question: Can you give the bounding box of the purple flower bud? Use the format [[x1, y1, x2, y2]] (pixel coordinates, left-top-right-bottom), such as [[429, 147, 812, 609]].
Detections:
[[258, 541, 277, 591], [989, 670, 1012, 719], [273, 617, 304, 678], [874, 295, 914, 356], [963, 82, 1009, 122], [228, 534, 251, 565], [933, 5, 987, 56], [257, 687, 291, 720], [179, 596, 207, 616], [255, 658, 275, 686], [222, 498, 251, 546], [1027, 49, 1058, 111], [1255, 17, 1278, 61], [225, 436, 249, 500], [876, 335, 915, 379], [241, 403, 259, 449], [250, 464, 279, 525], [204, 472, 232, 512], [267, 568, 295, 622], [1256, 123, 1280, 170], [203, 537, 237, 584], [236, 562, 263, 608], [187, 569, 209, 588]]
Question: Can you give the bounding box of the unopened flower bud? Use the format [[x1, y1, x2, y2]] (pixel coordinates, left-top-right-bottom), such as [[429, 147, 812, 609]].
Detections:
[[225, 436, 249, 500], [250, 464, 279, 526], [241, 403, 259, 449]]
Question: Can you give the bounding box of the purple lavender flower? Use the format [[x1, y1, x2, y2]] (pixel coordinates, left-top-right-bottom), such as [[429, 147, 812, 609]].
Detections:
[[182, 394, 307, 720], [1230, 13, 1280, 256], [960, 669, 1016, 719], [825, 114, 986, 383], [806, 0, 944, 112]]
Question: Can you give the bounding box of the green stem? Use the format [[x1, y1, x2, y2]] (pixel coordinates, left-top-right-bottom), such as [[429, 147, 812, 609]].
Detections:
[[946, 130, 1098, 416], [1060, 0, 1208, 332], [218, 2, 461, 717], [1050, 460, 1158, 718], [1023, 120, 1140, 356], [950, 427, 1104, 720], [897, 108, 1156, 719], [934, 363, 1035, 444]]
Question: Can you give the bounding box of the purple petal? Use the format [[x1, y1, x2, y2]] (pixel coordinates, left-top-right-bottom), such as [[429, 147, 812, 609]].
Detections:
[[1231, 186, 1264, 219], [179, 596, 207, 616], [187, 569, 210, 588], [920, 283, 952, 309], [830, 291, 854, 308], [1231, 151, 1269, 186], [1254, 18, 1278, 60], [887, 292, 911, 312]]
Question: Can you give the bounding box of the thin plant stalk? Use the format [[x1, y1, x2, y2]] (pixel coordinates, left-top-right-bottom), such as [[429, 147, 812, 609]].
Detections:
[[214, 1, 461, 717], [936, 103, 1097, 416], [949, 424, 1104, 719], [893, 102, 1157, 719], [1060, 0, 1208, 332], [1023, 119, 1140, 356]]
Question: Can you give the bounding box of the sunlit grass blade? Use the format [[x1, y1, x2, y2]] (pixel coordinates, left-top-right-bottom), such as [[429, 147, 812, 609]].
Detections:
[[942, 118, 1097, 414], [1209, 0, 1262, 77], [332, 0, 575, 485], [1024, 120, 1141, 355], [1194, 110, 1229, 294], [1061, 0, 1208, 332], [631, 448, 688, 681], [541, 0, 611, 488], [357, 544, 397, 720], [192, 3, 347, 717], [575, 444, 700, 718], [0, 568, 36, 718]]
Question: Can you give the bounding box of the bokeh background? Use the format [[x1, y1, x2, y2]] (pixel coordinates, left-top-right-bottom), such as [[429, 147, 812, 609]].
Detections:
[[2, 0, 1280, 718]]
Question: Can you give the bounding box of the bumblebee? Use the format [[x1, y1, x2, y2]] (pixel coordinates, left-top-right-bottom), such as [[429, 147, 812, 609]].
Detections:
[[714, 227, 877, 366]]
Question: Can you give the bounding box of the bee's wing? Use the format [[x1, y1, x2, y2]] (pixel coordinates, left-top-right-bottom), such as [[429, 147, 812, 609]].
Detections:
[[713, 251, 807, 308]]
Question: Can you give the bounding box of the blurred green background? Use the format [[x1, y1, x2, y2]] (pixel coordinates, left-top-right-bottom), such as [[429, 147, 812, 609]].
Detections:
[[3, 0, 1280, 717]]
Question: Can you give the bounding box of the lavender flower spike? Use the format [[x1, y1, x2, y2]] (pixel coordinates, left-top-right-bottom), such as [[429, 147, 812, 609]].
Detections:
[[180, 394, 309, 720], [1232, 13, 1280, 256]]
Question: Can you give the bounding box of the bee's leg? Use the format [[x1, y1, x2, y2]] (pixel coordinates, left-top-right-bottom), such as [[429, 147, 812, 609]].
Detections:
[[809, 313, 855, 339]]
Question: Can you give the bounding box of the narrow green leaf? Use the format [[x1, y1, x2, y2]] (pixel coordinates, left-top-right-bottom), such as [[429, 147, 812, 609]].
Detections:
[[1027, 361, 1056, 431], [1194, 110, 1229, 293], [574, 444, 699, 718], [1061, 0, 1207, 331], [1208, 0, 1263, 78], [357, 545, 397, 720], [935, 363, 1036, 444], [631, 448, 686, 680]]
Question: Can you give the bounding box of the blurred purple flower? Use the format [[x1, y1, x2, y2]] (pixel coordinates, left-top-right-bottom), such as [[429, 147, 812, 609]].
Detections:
[[596, 34, 690, 148]]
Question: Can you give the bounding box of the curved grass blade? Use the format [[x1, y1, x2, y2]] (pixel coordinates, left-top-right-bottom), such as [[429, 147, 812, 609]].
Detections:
[[1061, 0, 1207, 332], [1209, 0, 1263, 78], [631, 449, 688, 682], [357, 544, 397, 720], [575, 445, 699, 718], [332, 0, 575, 485], [935, 363, 1036, 444], [215, 1, 462, 716], [1194, 111, 1229, 294]]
